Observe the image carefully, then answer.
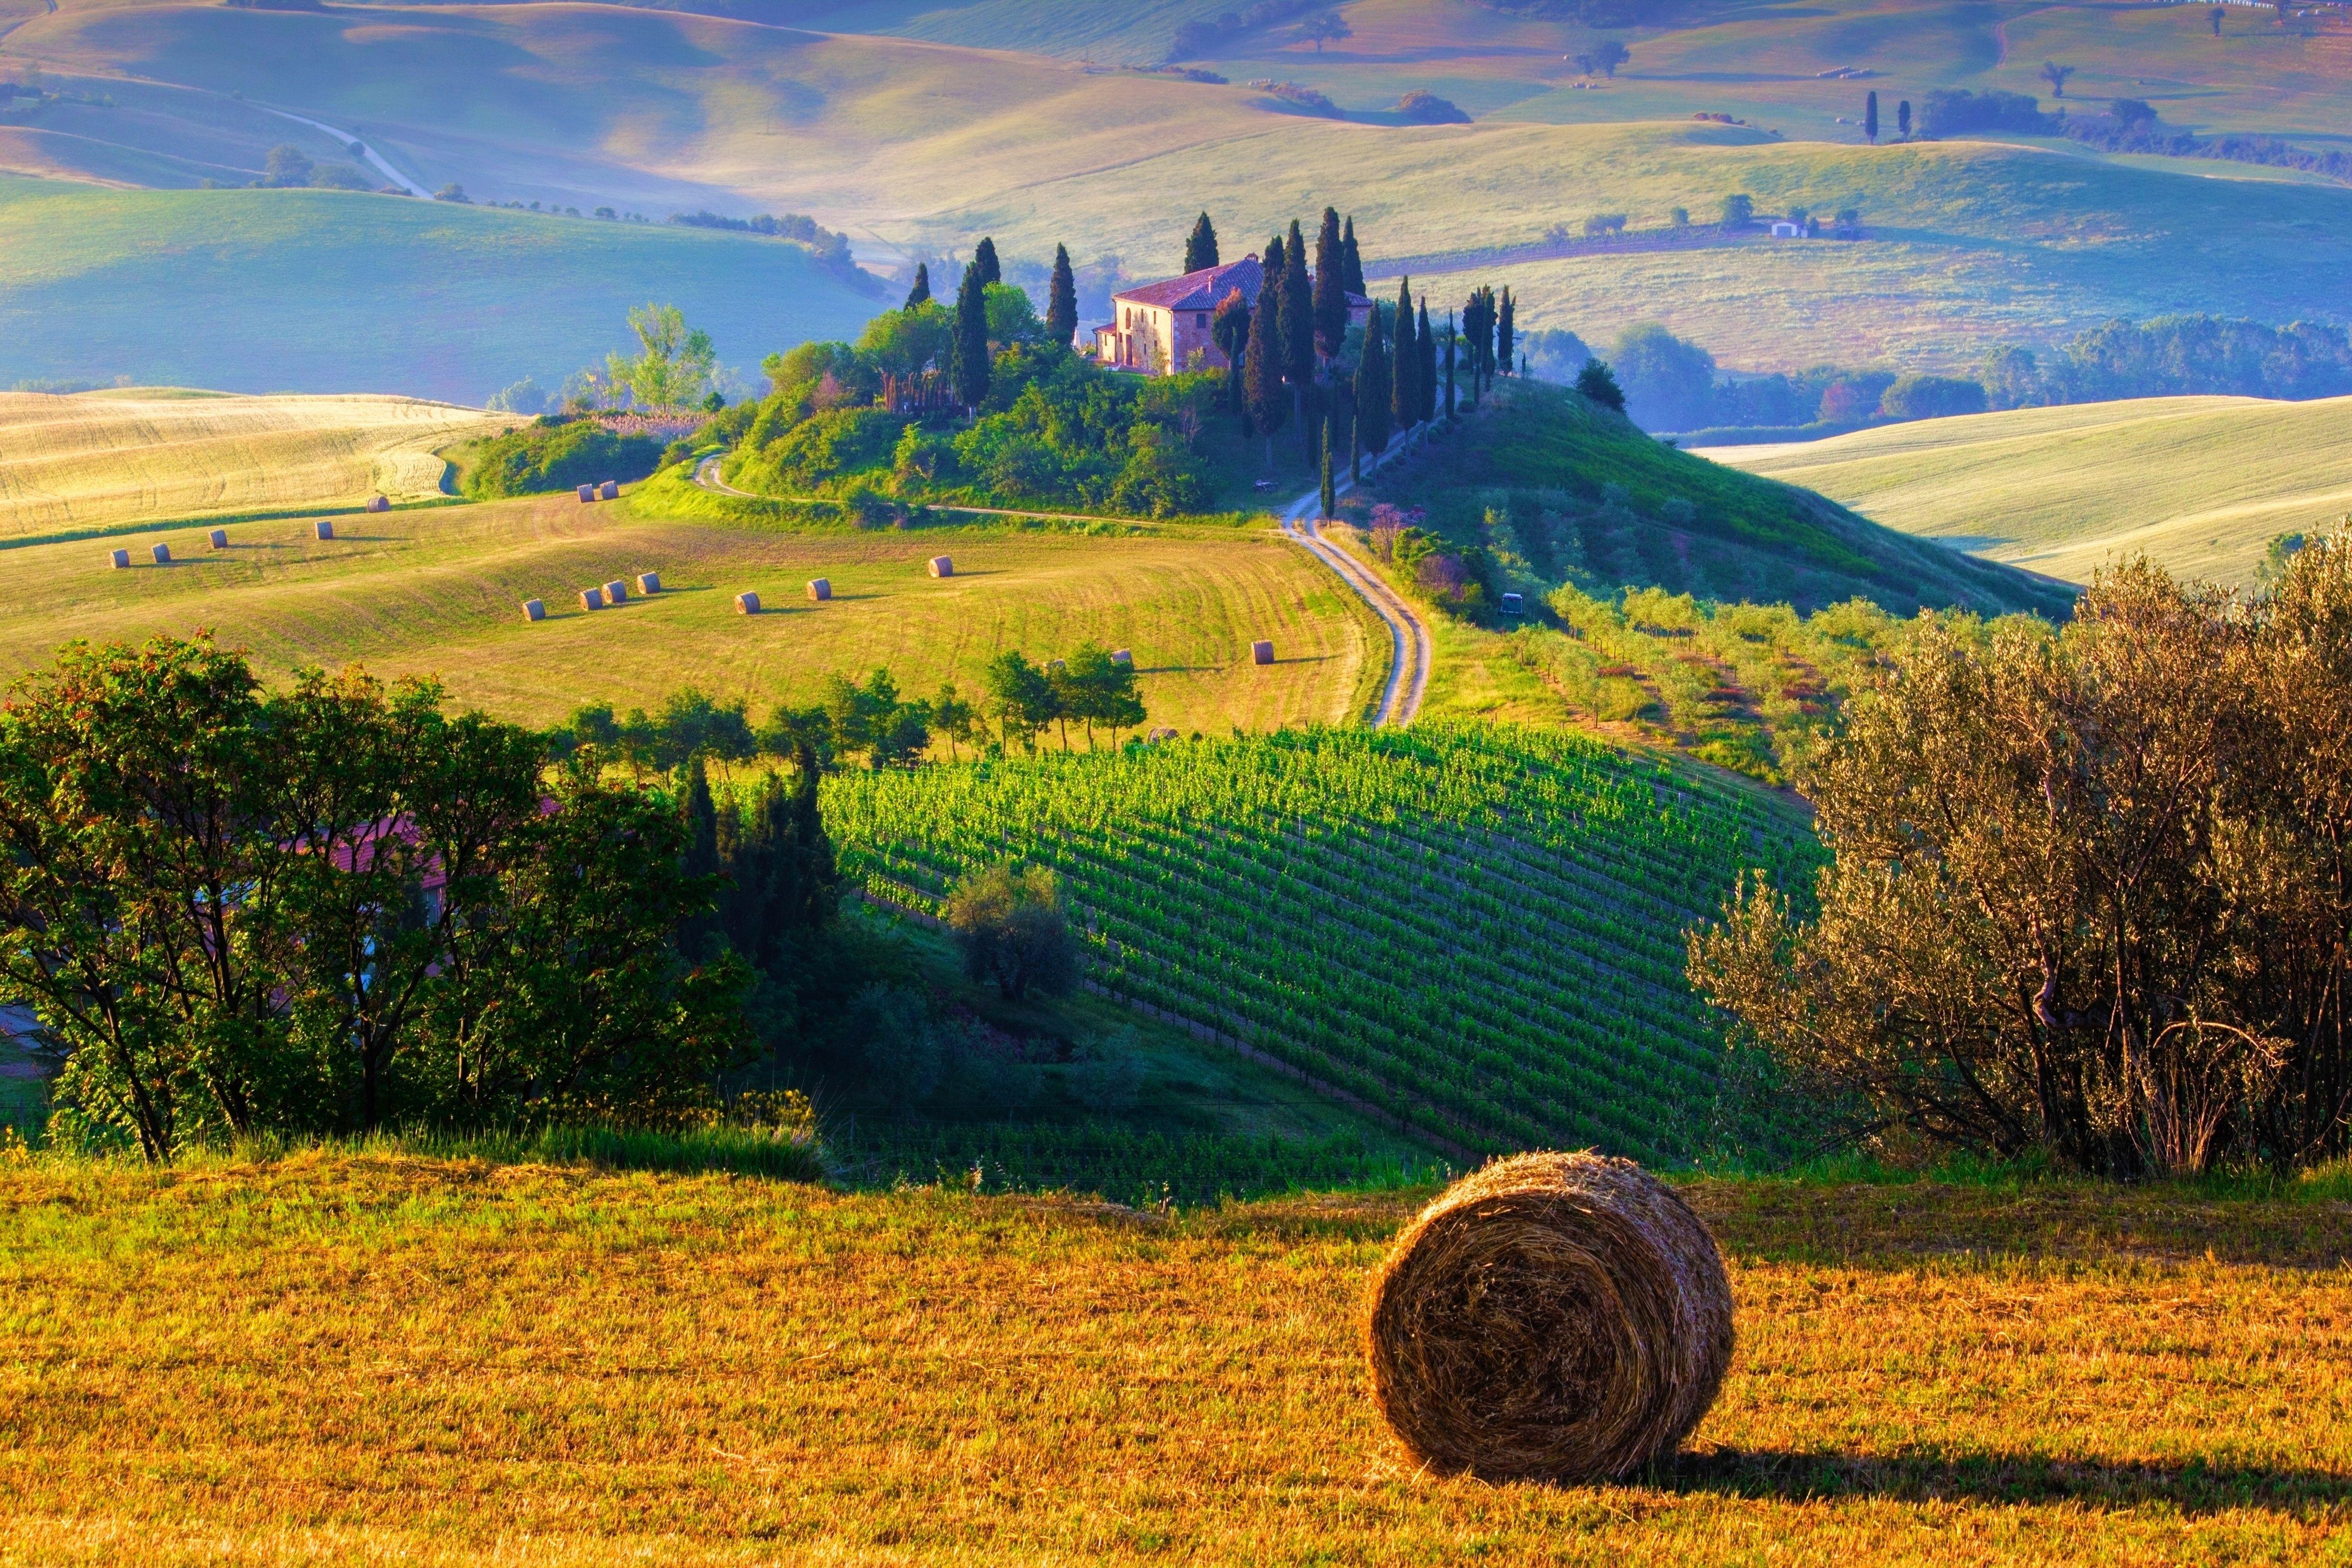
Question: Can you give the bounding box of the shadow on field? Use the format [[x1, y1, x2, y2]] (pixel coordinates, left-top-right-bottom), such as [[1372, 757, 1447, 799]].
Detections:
[[1664, 1446, 2352, 1513]]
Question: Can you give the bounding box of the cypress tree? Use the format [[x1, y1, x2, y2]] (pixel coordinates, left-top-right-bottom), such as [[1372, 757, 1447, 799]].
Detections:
[[903, 262, 931, 310], [1390, 279, 1416, 434], [1355, 306, 1390, 458], [1045, 243, 1078, 347], [1212, 287, 1252, 411], [1416, 299, 1437, 425], [1444, 311, 1457, 421], [679, 751, 720, 961], [1341, 215, 1365, 295], [1243, 278, 1288, 462], [950, 260, 990, 410], [1497, 287, 1515, 377], [973, 236, 1001, 287], [1312, 207, 1346, 360], [1281, 219, 1315, 427], [1320, 418, 1336, 518], [1864, 90, 1879, 144], [1349, 399, 1362, 483], [1184, 212, 1220, 273]]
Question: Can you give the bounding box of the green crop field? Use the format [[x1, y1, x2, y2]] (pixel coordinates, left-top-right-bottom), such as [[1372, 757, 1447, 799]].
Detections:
[[0, 177, 880, 403], [1, 1152, 2345, 1565], [1702, 394, 2352, 588], [827, 724, 1818, 1162], [0, 388, 508, 538], [0, 483, 1381, 735]]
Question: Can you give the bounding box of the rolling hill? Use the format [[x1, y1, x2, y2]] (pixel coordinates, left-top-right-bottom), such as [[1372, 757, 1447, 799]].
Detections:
[[0, 178, 882, 403], [1700, 394, 2352, 588], [0, 387, 507, 538]]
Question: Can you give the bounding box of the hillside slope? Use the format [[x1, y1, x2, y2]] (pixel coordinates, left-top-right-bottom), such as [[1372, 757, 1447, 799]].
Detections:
[[1366, 380, 2073, 617], [1702, 394, 2352, 588], [829, 724, 1820, 1164], [0, 389, 506, 538], [0, 178, 879, 402]]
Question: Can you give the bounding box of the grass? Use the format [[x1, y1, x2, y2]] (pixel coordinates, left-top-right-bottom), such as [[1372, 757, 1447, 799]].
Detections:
[[0, 480, 1383, 736], [0, 1149, 2344, 1564], [0, 177, 881, 404], [0, 388, 507, 539], [1701, 394, 2352, 588]]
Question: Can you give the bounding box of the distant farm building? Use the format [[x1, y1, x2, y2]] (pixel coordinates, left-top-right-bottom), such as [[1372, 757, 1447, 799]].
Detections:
[[1093, 256, 1372, 376]]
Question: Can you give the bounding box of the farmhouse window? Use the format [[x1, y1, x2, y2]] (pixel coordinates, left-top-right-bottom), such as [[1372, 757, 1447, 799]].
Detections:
[[1196, 313, 1207, 327]]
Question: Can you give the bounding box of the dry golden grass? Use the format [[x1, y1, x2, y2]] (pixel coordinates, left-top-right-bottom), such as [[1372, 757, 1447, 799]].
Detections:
[[0, 389, 507, 539], [0, 485, 1379, 735], [0, 1154, 2343, 1566]]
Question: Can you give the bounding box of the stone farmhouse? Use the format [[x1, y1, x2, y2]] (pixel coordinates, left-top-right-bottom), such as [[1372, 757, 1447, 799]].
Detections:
[[1092, 256, 1374, 375]]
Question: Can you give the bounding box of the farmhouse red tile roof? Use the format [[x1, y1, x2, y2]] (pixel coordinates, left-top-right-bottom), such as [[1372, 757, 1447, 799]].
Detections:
[[1113, 257, 1262, 312]]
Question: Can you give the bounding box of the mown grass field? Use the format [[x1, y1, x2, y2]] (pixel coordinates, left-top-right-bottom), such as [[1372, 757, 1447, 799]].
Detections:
[[0, 178, 880, 404], [0, 1151, 2344, 1565], [0, 388, 507, 539], [0, 482, 1380, 735], [1702, 394, 2352, 588]]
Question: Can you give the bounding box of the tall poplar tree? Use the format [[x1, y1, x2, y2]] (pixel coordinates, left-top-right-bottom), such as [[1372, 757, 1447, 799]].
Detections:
[[1355, 305, 1391, 458], [1390, 279, 1417, 434], [1045, 244, 1079, 348], [1243, 279, 1287, 461], [950, 260, 990, 410], [1444, 311, 1457, 421], [1184, 212, 1220, 273], [903, 262, 931, 310], [1341, 215, 1365, 295], [1312, 207, 1346, 360], [973, 237, 1001, 287], [1416, 299, 1437, 425], [1281, 219, 1315, 439], [1497, 287, 1516, 376]]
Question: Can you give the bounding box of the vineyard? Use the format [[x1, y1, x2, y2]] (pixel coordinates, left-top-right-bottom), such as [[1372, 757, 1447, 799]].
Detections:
[[824, 725, 1818, 1164]]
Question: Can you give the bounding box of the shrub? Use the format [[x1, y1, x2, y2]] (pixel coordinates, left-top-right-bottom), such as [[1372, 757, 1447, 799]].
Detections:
[[1395, 90, 1470, 124], [459, 417, 664, 499], [1878, 373, 1988, 421]]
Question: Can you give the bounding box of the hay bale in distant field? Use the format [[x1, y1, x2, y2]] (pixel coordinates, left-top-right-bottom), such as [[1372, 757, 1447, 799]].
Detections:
[[151, 542, 171, 564], [580, 586, 606, 611], [521, 598, 545, 622], [735, 590, 761, 614], [636, 571, 661, 595], [366, 495, 390, 514], [1501, 591, 1525, 616], [603, 579, 628, 604], [928, 556, 954, 577], [807, 578, 831, 601], [578, 484, 596, 503], [1251, 640, 1275, 665], [1112, 648, 1133, 666], [598, 480, 619, 501], [209, 528, 229, 550], [109, 548, 130, 569], [1365, 1151, 1733, 1486], [315, 520, 335, 541]]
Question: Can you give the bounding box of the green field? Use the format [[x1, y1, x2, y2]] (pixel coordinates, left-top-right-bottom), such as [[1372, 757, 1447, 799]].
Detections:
[[0, 177, 880, 403], [828, 724, 1818, 1163], [1701, 394, 2352, 588], [1, 1152, 2345, 1565], [0, 482, 1382, 735]]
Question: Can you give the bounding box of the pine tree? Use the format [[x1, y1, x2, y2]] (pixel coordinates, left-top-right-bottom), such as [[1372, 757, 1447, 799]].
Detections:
[[1444, 311, 1457, 421], [1355, 306, 1390, 458], [1865, 90, 1879, 144], [1497, 287, 1515, 377], [1184, 212, 1220, 273], [973, 236, 1001, 287], [1281, 219, 1315, 435], [1416, 299, 1437, 425], [1243, 279, 1288, 461], [903, 262, 931, 310], [1390, 279, 1417, 434], [1320, 418, 1336, 517], [1046, 243, 1078, 347], [1341, 215, 1365, 295], [1312, 207, 1346, 361], [951, 260, 990, 410]]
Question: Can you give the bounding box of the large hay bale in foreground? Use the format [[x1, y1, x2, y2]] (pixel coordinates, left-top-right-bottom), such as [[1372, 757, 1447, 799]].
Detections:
[[1365, 1151, 1733, 1485]]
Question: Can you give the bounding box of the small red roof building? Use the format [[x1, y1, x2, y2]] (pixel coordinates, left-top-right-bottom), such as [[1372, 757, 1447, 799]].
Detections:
[[1092, 256, 1373, 374]]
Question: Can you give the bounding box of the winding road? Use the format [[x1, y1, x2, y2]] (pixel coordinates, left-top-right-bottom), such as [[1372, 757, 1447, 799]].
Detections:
[[694, 445, 1433, 728], [254, 106, 427, 196]]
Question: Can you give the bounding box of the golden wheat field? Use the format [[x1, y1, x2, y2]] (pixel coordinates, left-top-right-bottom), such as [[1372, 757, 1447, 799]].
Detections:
[[0, 389, 509, 539], [0, 1154, 2343, 1566]]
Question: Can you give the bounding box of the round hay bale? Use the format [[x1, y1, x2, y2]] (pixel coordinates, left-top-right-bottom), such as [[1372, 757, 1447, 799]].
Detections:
[[1364, 1151, 1732, 1485], [603, 579, 628, 604], [209, 528, 229, 550], [109, 548, 130, 569], [580, 586, 606, 611], [521, 598, 546, 622], [578, 484, 596, 503], [151, 542, 172, 564], [928, 555, 954, 578], [598, 480, 620, 501], [636, 571, 661, 595], [734, 590, 761, 615], [315, 520, 335, 541], [1250, 639, 1275, 665], [806, 578, 831, 601], [366, 494, 390, 514]]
